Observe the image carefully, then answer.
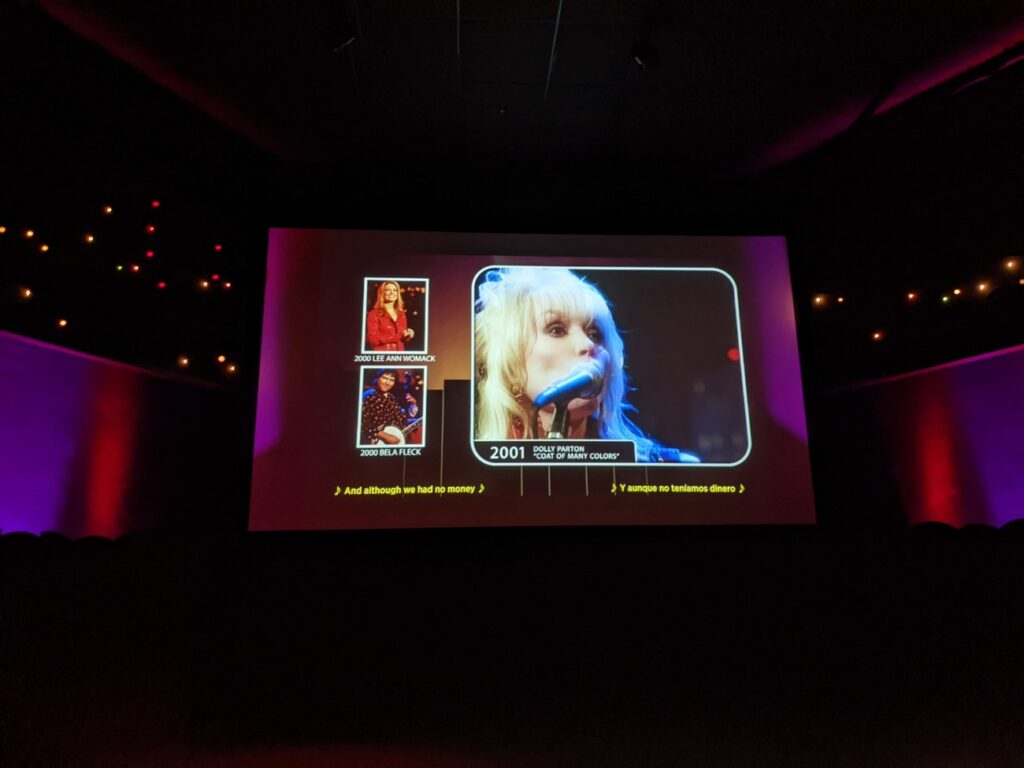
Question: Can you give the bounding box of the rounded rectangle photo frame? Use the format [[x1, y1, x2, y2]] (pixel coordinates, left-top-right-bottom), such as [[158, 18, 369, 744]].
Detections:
[[470, 265, 751, 468]]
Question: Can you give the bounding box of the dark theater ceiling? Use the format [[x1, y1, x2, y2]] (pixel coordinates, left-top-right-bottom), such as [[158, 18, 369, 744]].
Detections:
[[36, 0, 1024, 175]]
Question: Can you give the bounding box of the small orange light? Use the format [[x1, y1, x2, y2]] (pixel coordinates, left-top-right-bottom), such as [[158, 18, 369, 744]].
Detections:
[[199, 280, 210, 289], [84, 234, 95, 244], [953, 288, 962, 296], [40, 244, 49, 252], [226, 364, 237, 374], [872, 331, 885, 341], [977, 282, 988, 292], [0, 226, 7, 234], [812, 295, 826, 306], [130, 264, 140, 273], [836, 296, 844, 303], [25, 229, 34, 238], [216, 355, 226, 363], [223, 282, 232, 289], [1006, 259, 1019, 271], [19, 287, 32, 300], [103, 205, 113, 215], [177, 356, 189, 368], [57, 319, 68, 328], [906, 292, 917, 301]]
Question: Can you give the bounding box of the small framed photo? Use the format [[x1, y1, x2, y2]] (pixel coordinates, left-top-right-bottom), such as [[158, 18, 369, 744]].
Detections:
[[361, 277, 429, 354], [355, 366, 427, 448]]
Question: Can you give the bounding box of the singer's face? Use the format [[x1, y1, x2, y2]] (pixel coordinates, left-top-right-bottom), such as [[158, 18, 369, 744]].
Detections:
[[526, 308, 604, 418], [382, 283, 399, 303]]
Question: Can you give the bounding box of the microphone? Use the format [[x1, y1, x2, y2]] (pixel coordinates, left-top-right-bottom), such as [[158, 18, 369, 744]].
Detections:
[[533, 354, 608, 408]]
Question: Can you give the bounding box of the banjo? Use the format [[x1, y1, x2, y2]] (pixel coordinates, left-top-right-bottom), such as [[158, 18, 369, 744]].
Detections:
[[374, 418, 423, 446]]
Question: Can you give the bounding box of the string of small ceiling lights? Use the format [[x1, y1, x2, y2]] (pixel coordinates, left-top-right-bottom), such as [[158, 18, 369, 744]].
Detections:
[[812, 257, 1022, 343], [8, 202, 1018, 368], [3, 199, 239, 377]]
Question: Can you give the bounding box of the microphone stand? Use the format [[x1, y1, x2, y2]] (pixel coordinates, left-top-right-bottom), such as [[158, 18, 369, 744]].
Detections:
[[546, 402, 570, 439]]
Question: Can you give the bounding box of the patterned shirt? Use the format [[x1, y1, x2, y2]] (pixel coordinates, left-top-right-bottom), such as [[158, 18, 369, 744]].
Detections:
[[360, 390, 410, 445]]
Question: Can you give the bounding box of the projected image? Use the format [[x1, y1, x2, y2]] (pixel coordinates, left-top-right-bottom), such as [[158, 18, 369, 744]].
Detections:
[[362, 277, 428, 353], [251, 230, 816, 530], [356, 366, 426, 448], [472, 267, 749, 466]]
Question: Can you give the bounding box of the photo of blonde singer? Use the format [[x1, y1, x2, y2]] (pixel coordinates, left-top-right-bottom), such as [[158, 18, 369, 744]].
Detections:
[[474, 267, 700, 463], [365, 280, 415, 352]]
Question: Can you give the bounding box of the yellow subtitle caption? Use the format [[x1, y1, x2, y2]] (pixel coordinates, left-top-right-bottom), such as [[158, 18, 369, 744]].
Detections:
[[334, 483, 485, 497], [610, 482, 746, 495]]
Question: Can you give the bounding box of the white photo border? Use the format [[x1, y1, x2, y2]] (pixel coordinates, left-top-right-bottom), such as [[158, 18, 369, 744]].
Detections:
[[355, 364, 429, 449], [468, 266, 752, 468], [360, 276, 431, 355]]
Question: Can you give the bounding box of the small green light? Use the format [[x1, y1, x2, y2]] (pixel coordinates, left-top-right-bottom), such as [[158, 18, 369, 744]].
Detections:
[[941, 295, 950, 303], [116, 265, 124, 271]]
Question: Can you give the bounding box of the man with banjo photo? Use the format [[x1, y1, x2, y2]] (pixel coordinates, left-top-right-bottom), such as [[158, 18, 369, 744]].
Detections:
[[358, 368, 424, 446]]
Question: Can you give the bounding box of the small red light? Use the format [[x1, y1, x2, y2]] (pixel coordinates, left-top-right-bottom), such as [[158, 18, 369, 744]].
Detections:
[[145, 250, 155, 259], [223, 282, 232, 290], [157, 281, 167, 290], [145, 225, 156, 234], [211, 274, 220, 281], [214, 244, 222, 252], [130, 264, 141, 273], [727, 347, 740, 362], [151, 200, 160, 208]]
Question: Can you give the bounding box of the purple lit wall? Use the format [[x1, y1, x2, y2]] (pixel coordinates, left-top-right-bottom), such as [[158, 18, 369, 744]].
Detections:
[[0, 331, 243, 537], [842, 344, 1024, 527], [1, 332, 96, 533], [745, 237, 808, 443]]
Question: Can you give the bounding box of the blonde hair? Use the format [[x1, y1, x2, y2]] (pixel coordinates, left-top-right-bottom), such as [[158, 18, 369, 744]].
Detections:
[[474, 267, 657, 457], [372, 281, 405, 314]]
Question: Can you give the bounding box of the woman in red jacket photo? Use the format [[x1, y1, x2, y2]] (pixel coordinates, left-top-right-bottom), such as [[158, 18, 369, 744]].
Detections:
[[365, 280, 415, 351]]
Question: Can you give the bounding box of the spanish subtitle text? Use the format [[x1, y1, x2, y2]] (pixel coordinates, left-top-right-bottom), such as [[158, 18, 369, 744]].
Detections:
[[610, 482, 746, 495]]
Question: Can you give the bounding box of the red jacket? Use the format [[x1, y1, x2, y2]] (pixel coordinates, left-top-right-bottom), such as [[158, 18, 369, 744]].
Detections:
[[366, 309, 408, 351]]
